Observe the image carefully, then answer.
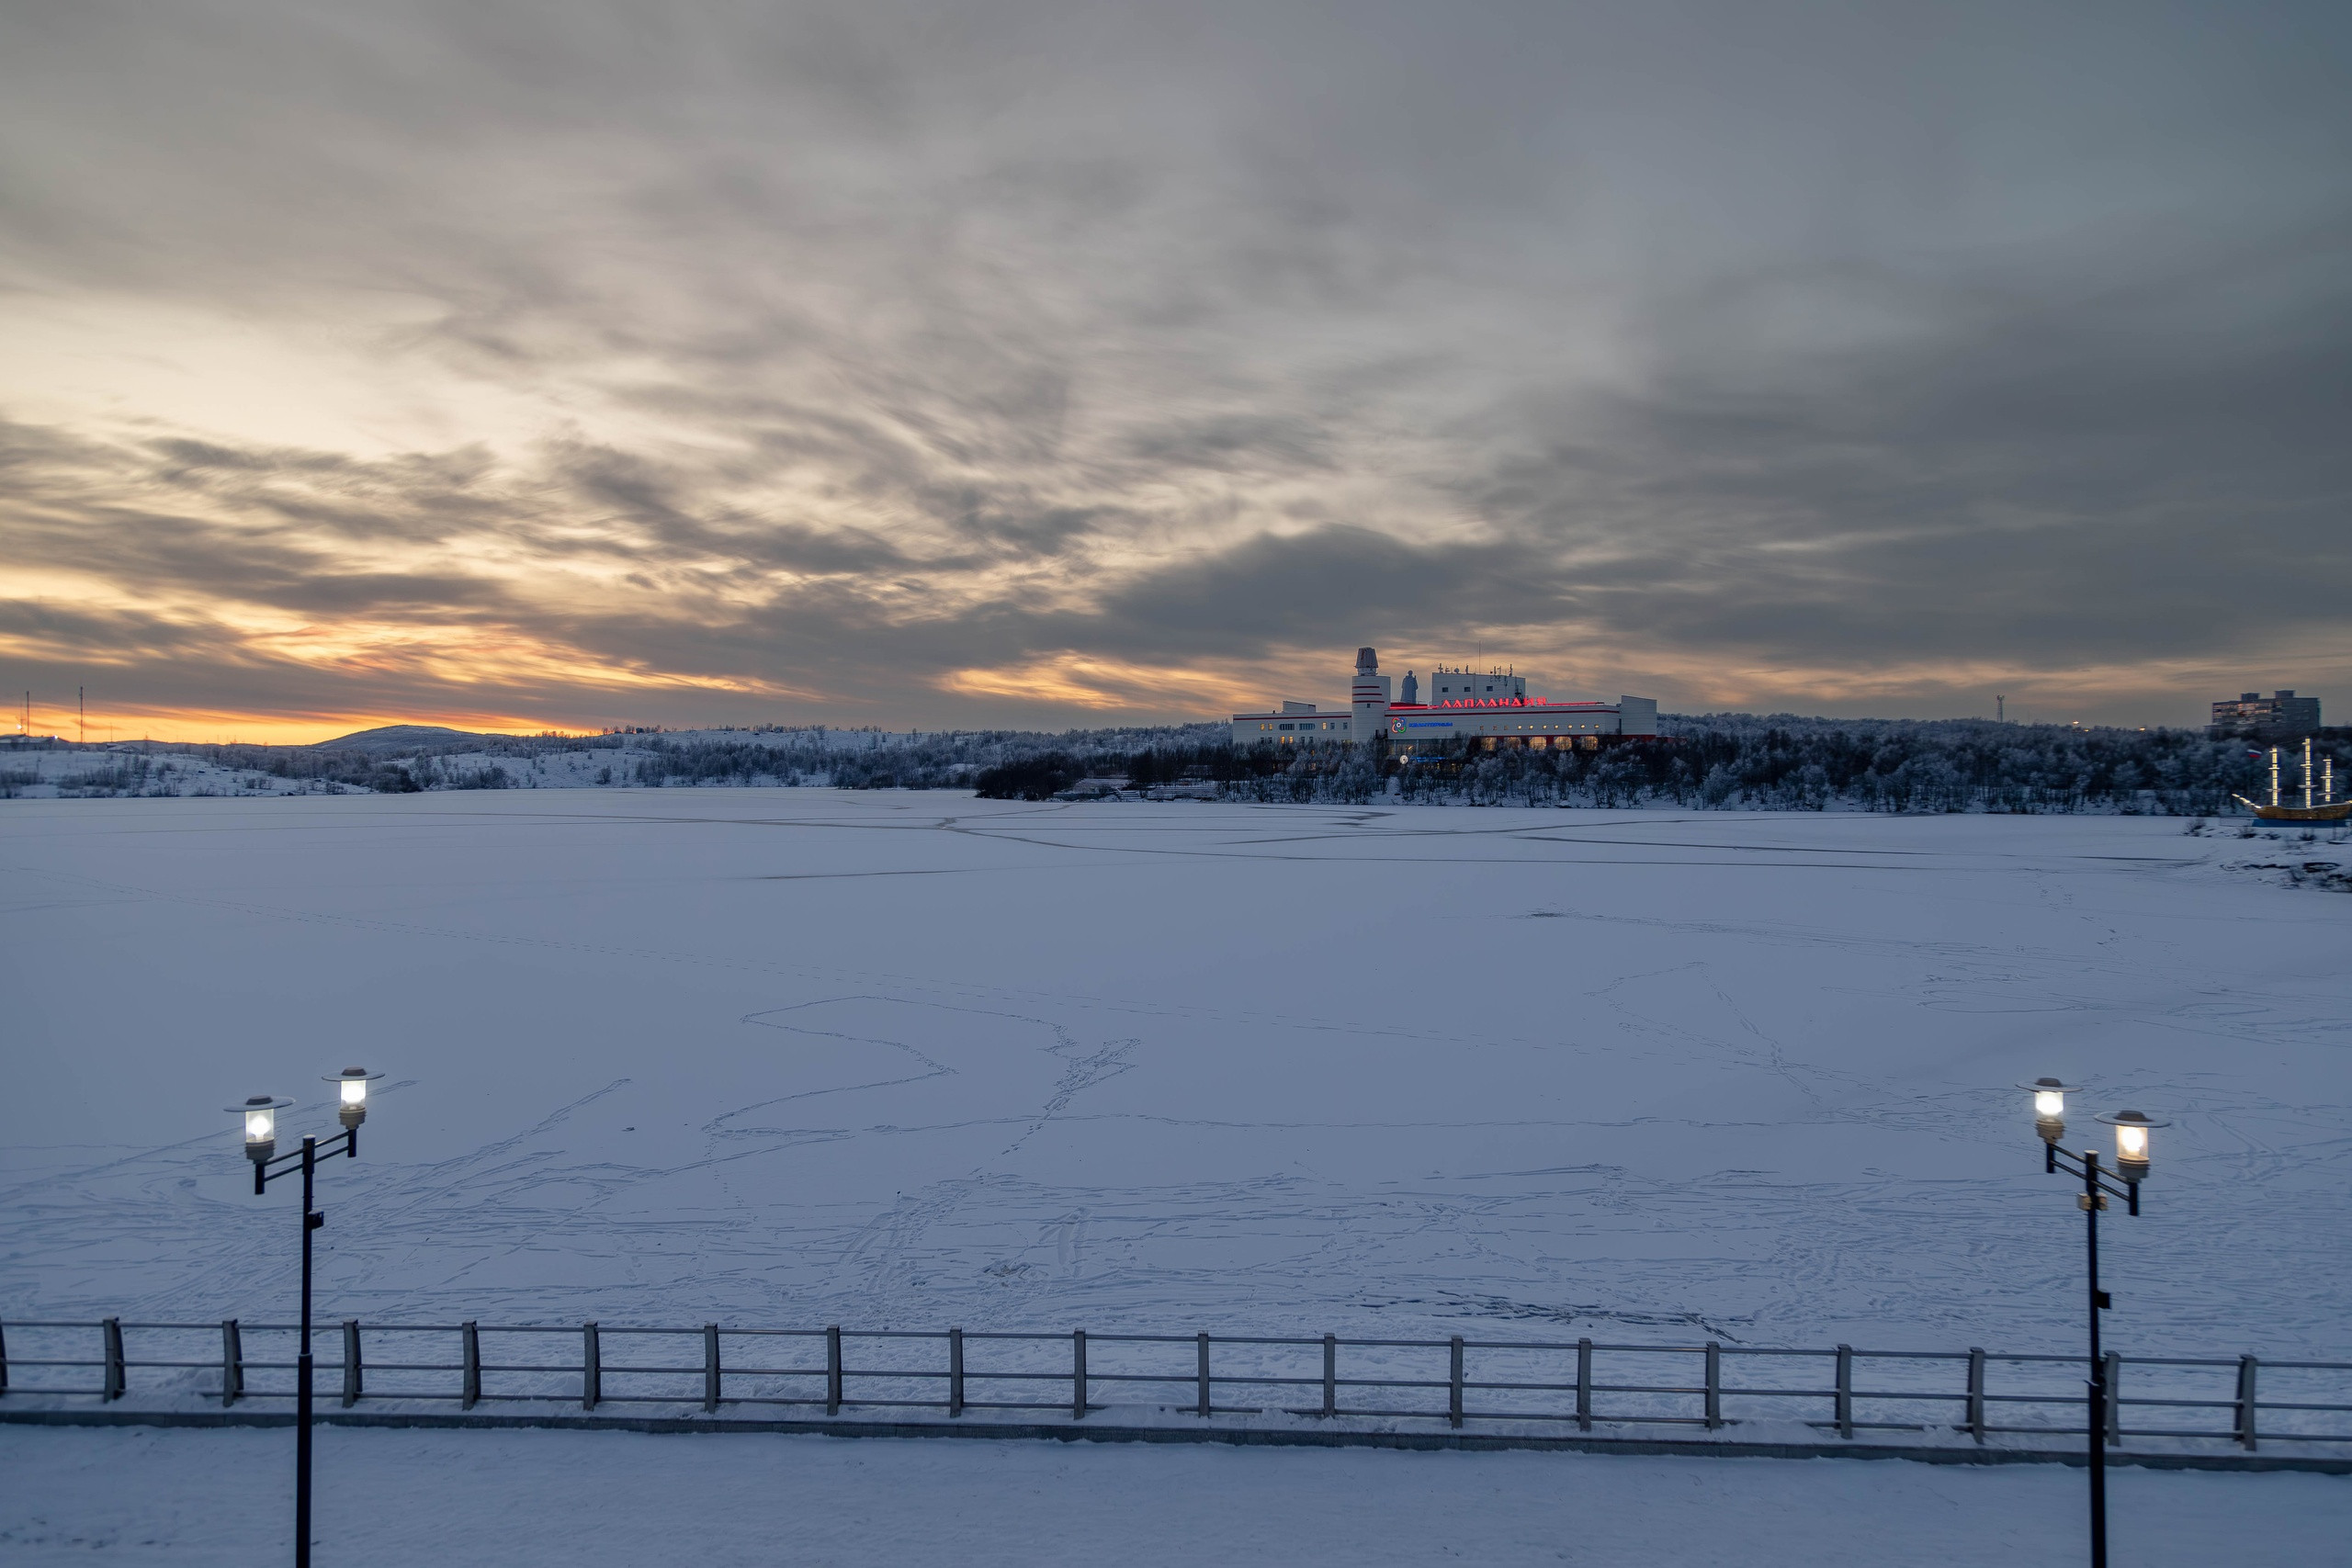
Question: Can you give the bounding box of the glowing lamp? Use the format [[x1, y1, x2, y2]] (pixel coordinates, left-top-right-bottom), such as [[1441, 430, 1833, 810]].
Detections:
[[232, 1095, 292, 1163], [2019, 1078, 2081, 1145], [328, 1067, 385, 1129], [2098, 1111, 2166, 1181]]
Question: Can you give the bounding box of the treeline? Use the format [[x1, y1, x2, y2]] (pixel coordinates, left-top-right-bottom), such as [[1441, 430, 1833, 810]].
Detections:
[[971, 737, 1324, 799], [619, 726, 1232, 790], [1370, 717, 2344, 814], [162, 745, 521, 793], [35, 717, 2347, 814], [164, 726, 1235, 794], [0, 750, 338, 799], [983, 716, 2344, 814]]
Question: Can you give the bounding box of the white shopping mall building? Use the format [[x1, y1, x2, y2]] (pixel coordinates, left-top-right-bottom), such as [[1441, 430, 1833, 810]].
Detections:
[[1231, 648, 1657, 751]]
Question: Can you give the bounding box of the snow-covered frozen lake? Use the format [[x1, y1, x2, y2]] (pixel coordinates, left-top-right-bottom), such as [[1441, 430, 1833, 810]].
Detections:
[[5, 792, 2347, 1358]]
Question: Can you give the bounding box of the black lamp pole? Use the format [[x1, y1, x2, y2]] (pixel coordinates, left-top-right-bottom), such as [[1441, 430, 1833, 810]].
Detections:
[[241, 1071, 380, 1568], [2030, 1082, 2160, 1568]]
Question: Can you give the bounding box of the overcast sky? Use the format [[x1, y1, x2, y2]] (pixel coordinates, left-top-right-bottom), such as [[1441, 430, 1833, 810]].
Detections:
[[4, 0, 2346, 739]]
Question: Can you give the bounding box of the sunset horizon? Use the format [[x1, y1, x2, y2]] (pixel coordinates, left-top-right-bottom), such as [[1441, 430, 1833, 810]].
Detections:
[[6, 4, 2345, 740]]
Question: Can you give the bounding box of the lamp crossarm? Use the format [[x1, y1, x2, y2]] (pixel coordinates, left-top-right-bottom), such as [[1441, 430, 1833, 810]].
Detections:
[[256, 1127, 357, 1187], [2044, 1145, 2143, 1210]]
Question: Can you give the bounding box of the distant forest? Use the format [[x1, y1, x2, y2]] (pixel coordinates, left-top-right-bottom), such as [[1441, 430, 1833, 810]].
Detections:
[[980, 715, 2339, 815], [40, 714, 2340, 816]]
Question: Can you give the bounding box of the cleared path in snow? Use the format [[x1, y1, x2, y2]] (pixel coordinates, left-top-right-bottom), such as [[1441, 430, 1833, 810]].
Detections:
[[3, 1425, 2346, 1567]]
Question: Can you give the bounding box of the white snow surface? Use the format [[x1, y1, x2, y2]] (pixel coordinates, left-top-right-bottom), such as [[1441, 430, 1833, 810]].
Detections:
[[4, 791, 2348, 1359], [4, 1426, 2345, 1568]]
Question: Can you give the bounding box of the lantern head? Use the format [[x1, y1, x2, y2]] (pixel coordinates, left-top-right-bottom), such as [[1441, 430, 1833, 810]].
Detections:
[[2098, 1110, 2166, 1181], [230, 1095, 293, 1163], [2019, 1078, 2081, 1145], [327, 1067, 385, 1129]]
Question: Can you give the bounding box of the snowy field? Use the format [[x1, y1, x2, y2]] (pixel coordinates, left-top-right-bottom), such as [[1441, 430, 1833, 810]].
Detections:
[[4, 1425, 2346, 1568], [4, 791, 2349, 1361]]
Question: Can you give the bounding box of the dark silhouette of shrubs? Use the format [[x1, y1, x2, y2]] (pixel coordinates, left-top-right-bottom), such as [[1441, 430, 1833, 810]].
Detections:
[[973, 752, 1082, 800]]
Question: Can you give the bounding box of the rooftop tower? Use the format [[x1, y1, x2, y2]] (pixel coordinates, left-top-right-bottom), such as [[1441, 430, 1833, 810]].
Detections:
[[1351, 648, 1393, 747]]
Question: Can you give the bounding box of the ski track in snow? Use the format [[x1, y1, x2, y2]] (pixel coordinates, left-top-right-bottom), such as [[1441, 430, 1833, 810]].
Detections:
[[2, 792, 2347, 1366]]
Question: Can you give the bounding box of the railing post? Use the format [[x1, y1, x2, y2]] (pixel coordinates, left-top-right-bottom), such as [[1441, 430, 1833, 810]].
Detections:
[[2103, 1351, 2122, 1446], [341, 1320, 362, 1408], [948, 1328, 965, 1417], [1965, 1348, 1986, 1444], [1834, 1345, 1853, 1438], [102, 1318, 125, 1402], [703, 1325, 721, 1414], [221, 1321, 243, 1407], [826, 1325, 842, 1416], [1072, 1329, 1088, 1420], [1322, 1334, 1337, 1417], [460, 1322, 480, 1410], [582, 1322, 600, 1411], [2234, 1356, 2258, 1451], [0, 1318, 8, 1397], [1196, 1333, 1211, 1418], [1703, 1341, 1722, 1430], [1448, 1337, 1464, 1428], [1576, 1338, 1592, 1432]]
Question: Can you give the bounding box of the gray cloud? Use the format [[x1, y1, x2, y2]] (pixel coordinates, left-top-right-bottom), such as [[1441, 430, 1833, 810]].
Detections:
[[2, 0, 2348, 730]]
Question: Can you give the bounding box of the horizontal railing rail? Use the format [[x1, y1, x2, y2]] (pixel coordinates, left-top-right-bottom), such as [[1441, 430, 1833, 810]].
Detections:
[[1, 1315, 2343, 1451]]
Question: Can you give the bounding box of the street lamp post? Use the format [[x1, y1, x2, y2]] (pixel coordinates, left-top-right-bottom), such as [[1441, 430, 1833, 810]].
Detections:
[[2023, 1078, 2166, 1568], [233, 1069, 383, 1568]]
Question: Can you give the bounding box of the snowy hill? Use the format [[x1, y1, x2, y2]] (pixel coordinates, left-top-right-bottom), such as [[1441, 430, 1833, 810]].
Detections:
[[311, 725, 498, 752]]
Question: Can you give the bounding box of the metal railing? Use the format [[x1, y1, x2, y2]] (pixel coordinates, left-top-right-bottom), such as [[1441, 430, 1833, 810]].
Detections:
[[3, 1316, 2343, 1451]]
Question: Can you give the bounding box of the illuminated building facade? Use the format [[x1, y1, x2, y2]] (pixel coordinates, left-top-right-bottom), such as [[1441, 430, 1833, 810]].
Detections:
[[2209, 690, 2321, 739], [1230, 648, 1657, 750]]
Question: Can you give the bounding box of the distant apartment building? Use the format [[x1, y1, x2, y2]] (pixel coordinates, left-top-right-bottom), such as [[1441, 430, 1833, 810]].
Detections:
[[2209, 690, 2321, 739]]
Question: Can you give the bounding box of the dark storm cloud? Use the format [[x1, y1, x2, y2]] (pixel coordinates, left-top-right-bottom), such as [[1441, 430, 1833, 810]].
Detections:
[[1080, 527, 1566, 657], [1460, 219, 2352, 671], [2, 0, 2348, 728]]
